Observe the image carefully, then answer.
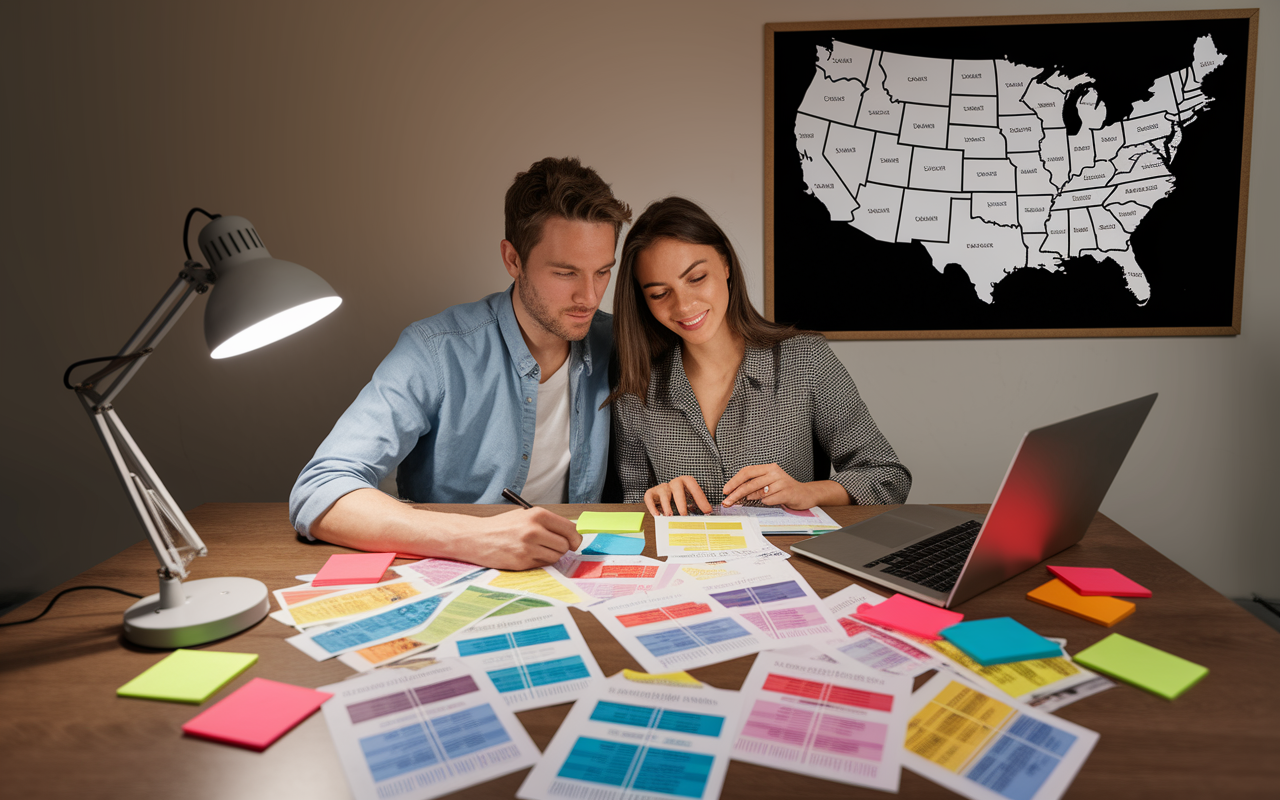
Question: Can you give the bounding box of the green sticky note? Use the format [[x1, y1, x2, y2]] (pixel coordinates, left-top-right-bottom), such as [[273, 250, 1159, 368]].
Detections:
[[1073, 633, 1208, 700], [576, 511, 644, 533], [117, 649, 258, 704]]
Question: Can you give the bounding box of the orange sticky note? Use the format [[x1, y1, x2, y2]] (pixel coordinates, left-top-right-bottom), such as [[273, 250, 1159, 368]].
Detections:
[[851, 593, 963, 639], [181, 678, 332, 751], [1046, 565, 1151, 597], [312, 552, 397, 586], [1028, 579, 1136, 627]]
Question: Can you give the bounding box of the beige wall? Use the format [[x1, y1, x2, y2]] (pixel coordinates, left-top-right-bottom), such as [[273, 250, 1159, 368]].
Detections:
[[3, 0, 1275, 607]]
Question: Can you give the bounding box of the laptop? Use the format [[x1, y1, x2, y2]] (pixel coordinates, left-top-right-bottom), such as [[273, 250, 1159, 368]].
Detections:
[[791, 394, 1157, 608]]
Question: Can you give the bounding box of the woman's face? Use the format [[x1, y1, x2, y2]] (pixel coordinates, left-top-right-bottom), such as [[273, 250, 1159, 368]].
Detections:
[[634, 237, 733, 348]]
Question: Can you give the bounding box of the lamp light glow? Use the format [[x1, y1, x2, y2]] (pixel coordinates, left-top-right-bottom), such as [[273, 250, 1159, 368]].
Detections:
[[211, 296, 342, 359]]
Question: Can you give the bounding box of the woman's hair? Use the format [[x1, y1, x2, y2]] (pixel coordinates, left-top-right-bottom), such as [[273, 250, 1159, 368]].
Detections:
[[606, 197, 800, 406]]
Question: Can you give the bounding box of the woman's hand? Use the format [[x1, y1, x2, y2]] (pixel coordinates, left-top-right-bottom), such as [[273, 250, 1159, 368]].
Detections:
[[722, 463, 847, 509], [644, 476, 712, 517]]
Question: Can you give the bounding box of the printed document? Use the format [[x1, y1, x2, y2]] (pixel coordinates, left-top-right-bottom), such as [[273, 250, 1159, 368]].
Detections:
[[731, 647, 911, 792], [700, 562, 844, 645], [655, 515, 769, 561], [433, 605, 604, 712], [321, 658, 539, 800], [287, 588, 459, 661], [903, 672, 1099, 800], [517, 672, 740, 800], [591, 586, 772, 673]]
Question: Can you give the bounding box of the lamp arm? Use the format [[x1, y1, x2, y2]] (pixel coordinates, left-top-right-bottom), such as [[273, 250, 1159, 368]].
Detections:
[[69, 263, 217, 584], [91, 264, 214, 408]]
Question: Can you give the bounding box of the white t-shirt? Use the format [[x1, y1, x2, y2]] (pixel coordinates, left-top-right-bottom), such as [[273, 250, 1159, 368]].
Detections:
[[522, 360, 571, 504]]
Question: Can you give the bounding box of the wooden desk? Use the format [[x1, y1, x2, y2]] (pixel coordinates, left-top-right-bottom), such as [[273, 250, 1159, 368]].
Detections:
[[3, 503, 1279, 799]]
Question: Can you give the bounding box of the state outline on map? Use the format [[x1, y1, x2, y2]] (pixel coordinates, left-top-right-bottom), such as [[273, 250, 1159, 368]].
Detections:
[[791, 29, 1229, 307]]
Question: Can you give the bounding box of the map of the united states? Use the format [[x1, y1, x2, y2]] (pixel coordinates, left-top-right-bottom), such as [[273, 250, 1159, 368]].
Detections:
[[794, 35, 1225, 305]]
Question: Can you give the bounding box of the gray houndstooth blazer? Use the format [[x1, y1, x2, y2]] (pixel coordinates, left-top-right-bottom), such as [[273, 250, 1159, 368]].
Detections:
[[611, 335, 911, 506]]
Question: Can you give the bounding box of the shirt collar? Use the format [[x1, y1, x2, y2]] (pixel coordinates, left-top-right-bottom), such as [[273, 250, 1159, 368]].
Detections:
[[496, 284, 593, 378]]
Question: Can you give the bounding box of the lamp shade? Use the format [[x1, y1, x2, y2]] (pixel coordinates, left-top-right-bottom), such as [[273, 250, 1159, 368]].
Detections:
[[198, 215, 341, 359]]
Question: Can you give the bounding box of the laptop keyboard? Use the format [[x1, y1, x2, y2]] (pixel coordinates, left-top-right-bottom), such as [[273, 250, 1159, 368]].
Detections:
[[862, 519, 982, 592]]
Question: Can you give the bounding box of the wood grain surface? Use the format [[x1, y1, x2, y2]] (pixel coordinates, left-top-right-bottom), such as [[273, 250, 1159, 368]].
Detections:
[[2, 502, 1277, 798]]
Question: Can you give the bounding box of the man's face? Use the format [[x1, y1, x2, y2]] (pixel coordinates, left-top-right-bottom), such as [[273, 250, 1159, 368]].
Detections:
[[504, 216, 617, 342]]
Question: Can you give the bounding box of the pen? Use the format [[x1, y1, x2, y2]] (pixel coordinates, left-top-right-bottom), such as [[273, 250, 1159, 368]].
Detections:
[[502, 488, 533, 509]]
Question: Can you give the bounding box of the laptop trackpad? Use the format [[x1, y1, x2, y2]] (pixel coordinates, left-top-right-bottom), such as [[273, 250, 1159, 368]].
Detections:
[[854, 515, 935, 548]]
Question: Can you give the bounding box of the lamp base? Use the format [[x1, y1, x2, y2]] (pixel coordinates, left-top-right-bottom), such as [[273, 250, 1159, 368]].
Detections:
[[122, 576, 269, 649]]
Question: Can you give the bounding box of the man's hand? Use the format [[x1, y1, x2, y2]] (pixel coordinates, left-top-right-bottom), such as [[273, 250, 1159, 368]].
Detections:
[[448, 507, 583, 571], [644, 476, 712, 517], [308, 489, 582, 572]]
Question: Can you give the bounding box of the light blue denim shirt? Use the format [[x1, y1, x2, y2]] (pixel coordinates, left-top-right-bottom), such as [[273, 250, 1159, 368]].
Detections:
[[289, 287, 613, 539]]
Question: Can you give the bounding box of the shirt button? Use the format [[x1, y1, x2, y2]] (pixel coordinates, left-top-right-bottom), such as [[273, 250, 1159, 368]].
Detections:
[[522, 454, 528, 460], [526, 397, 532, 403]]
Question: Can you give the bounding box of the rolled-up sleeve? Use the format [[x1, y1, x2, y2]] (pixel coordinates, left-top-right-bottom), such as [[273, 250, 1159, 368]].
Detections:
[[289, 328, 439, 538], [807, 338, 912, 504]]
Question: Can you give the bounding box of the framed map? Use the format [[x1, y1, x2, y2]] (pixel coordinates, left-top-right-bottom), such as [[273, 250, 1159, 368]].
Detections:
[[765, 10, 1258, 339]]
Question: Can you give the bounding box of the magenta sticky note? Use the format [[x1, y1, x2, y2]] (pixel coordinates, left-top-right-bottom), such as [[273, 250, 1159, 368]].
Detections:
[[1047, 565, 1152, 597], [312, 552, 398, 586], [851, 593, 964, 640], [181, 678, 332, 751]]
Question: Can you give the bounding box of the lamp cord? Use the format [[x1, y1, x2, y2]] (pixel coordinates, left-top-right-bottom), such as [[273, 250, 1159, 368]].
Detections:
[[0, 585, 144, 627], [183, 207, 220, 261]]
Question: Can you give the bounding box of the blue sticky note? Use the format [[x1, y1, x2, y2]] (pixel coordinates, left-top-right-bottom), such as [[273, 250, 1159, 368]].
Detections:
[[941, 617, 1062, 666], [582, 534, 646, 555]]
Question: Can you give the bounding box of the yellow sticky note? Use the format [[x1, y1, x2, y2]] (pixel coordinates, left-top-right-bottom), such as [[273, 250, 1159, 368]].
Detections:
[[117, 649, 258, 704], [622, 669, 703, 688], [577, 511, 645, 533]]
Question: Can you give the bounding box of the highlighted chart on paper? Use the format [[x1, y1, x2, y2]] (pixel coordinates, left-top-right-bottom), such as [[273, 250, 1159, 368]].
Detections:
[[702, 563, 843, 644], [902, 673, 1099, 800], [393, 557, 490, 588], [516, 672, 740, 800], [337, 586, 530, 671], [656, 516, 772, 562], [434, 605, 604, 712], [591, 587, 771, 673], [286, 589, 458, 661], [552, 555, 663, 602], [732, 648, 911, 792], [322, 659, 540, 800]]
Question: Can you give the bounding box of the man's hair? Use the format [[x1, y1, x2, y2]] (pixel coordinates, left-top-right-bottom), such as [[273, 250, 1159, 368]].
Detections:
[[504, 157, 632, 265]]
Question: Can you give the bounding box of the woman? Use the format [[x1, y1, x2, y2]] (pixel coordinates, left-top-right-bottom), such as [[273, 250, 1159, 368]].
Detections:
[[607, 197, 911, 517]]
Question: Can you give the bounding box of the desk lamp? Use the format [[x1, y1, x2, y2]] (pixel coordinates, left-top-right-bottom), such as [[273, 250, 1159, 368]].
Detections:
[[65, 209, 341, 648]]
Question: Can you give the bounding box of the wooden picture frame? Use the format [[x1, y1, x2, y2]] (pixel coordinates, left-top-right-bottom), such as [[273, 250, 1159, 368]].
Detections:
[[764, 10, 1258, 340]]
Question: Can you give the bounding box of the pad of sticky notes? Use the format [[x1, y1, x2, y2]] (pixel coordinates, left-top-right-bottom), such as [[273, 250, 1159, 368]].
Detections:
[[181, 677, 332, 750], [583, 534, 647, 555], [117, 649, 258, 704], [942, 617, 1062, 666], [1028, 579, 1137, 626], [1047, 565, 1152, 597], [577, 511, 644, 533], [1073, 633, 1208, 700], [852, 593, 963, 639], [312, 552, 397, 586]]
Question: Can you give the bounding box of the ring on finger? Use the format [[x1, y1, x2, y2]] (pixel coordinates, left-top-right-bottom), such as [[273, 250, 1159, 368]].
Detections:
[[763, 485, 770, 494]]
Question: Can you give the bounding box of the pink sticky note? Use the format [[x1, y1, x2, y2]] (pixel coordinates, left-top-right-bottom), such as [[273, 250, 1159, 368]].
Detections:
[[181, 678, 332, 751], [851, 593, 964, 640], [1047, 565, 1152, 597], [312, 552, 397, 586]]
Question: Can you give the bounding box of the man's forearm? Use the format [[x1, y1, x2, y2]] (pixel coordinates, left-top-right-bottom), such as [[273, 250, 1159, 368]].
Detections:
[[308, 488, 583, 570]]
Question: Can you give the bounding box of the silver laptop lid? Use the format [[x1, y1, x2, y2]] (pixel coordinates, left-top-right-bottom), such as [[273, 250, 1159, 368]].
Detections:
[[946, 393, 1157, 606]]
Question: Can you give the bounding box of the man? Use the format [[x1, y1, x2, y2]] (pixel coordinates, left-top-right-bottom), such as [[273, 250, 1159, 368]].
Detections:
[[290, 157, 631, 570]]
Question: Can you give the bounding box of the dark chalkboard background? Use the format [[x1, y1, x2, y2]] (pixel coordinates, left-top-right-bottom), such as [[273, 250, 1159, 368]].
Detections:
[[768, 14, 1252, 336]]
